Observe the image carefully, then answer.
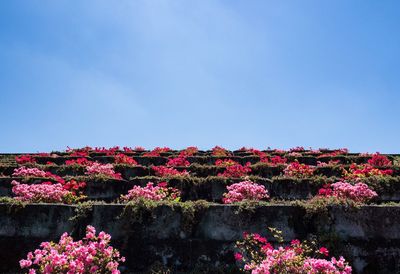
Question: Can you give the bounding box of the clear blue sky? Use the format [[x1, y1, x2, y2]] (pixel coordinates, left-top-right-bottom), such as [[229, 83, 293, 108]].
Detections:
[[1, 1, 399, 153]]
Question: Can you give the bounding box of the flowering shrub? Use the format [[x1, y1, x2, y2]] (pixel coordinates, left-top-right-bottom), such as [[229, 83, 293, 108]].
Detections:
[[289, 146, 305, 152], [19, 225, 125, 274], [114, 153, 138, 166], [143, 147, 171, 157], [67, 147, 90, 158], [344, 164, 393, 179], [120, 182, 181, 202], [368, 153, 392, 167], [85, 162, 122, 180], [212, 146, 231, 157], [260, 155, 287, 166], [218, 162, 252, 178], [222, 181, 269, 204], [167, 157, 190, 167], [13, 167, 47, 177], [235, 229, 352, 274], [15, 155, 36, 164], [63, 180, 87, 195], [152, 166, 189, 177], [93, 146, 120, 155], [11, 180, 79, 204], [318, 182, 377, 203], [179, 146, 198, 157], [317, 160, 340, 167], [65, 158, 92, 166], [283, 162, 315, 178], [215, 159, 239, 167]]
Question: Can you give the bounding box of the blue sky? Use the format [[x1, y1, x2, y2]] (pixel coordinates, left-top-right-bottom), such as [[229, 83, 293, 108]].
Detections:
[[0, 1, 399, 153]]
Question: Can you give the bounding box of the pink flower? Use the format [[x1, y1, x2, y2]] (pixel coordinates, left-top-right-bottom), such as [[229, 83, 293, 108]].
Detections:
[[234, 252, 243, 261], [223, 181, 269, 204], [20, 225, 124, 273], [121, 182, 181, 202], [319, 247, 329, 256], [85, 162, 122, 180]]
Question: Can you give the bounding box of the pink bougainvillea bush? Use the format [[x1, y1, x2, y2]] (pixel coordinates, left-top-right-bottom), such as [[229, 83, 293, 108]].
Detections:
[[222, 181, 269, 204], [151, 166, 189, 177], [283, 162, 315, 178], [11, 181, 80, 204], [318, 182, 377, 203], [85, 162, 122, 180], [120, 182, 181, 202], [19, 225, 125, 274], [13, 167, 48, 178], [13, 167, 66, 184], [235, 229, 352, 274]]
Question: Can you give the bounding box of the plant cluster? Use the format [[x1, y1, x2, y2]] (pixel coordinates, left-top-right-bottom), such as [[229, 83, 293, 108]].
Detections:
[[85, 163, 122, 180], [120, 182, 181, 202], [143, 147, 171, 157], [318, 182, 377, 203], [166, 157, 190, 167], [218, 162, 252, 178], [223, 181, 269, 204], [19, 225, 125, 274], [283, 162, 315, 178], [344, 164, 393, 180], [367, 153, 392, 167], [11, 180, 80, 204], [65, 158, 92, 166], [15, 155, 37, 164], [235, 228, 352, 274], [114, 153, 138, 166], [212, 146, 231, 157], [152, 166, 189, 177]]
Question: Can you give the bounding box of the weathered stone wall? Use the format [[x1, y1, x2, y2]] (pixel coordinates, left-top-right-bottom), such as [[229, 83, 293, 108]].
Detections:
[[1, 203, 399, 273]]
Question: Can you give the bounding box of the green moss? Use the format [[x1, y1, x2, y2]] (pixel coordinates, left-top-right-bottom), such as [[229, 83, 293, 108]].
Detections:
[[69, 200, 96, 222], [0, 196, 26, 213]]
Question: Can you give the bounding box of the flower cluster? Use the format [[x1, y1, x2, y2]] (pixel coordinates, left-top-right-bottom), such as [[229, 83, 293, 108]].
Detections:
[[283, 162, 315, 178], [20, 225, 125, 274], [222, 181, 269, 204], [344, 164, 393, 179], [11, 181, 77, 204], [212, 146, 231, 157], [152, 166, 189, 177], [143, 147, 171, 157], [260, 155, 287, 166], [218, 162, 252, 178], [235, 229, 352, 274], [318, 182, 378, 203], [317, 160, 340, 167], [65, 158, 92, 166], [13, 167, 65, 184], [215, 159, 239, 167], [121, 182, 180, 202], [15, 155, 36, 164], [166, 157, 190, 167], [114, 153, 138, 166], [67, 147, 90, 157], [179, 146, 198, 157], [63, 180, 87, 195], [85, 162, 122, 180], [13, 167, 47, 177], [368, 153, 392, 167]]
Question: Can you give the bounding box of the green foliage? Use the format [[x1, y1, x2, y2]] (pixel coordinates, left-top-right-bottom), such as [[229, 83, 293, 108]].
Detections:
[[0, 196, 26, 213]]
